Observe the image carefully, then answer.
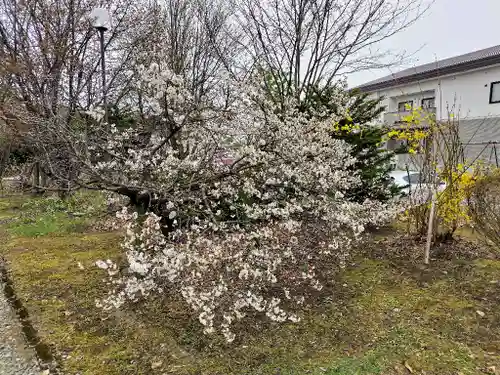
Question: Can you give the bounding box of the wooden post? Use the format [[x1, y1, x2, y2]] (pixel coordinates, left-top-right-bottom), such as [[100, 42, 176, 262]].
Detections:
[[424, 130, 437, 265], [40, 169, 47, 188], [424, 195, 436, 265]]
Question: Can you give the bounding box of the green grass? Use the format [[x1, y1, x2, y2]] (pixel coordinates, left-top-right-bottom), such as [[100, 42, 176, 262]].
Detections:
[[0, 194, 499, 374], [7, 211, 86, 236], [5, 191, 106, 237]]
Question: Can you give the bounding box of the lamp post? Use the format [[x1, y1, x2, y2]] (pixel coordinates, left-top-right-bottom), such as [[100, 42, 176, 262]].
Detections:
[[90, 7, 110, 124]]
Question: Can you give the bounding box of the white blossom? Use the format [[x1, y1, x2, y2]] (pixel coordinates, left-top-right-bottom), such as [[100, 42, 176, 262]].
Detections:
[[92, 65, 398, 342], [95, 260, 108, 269]]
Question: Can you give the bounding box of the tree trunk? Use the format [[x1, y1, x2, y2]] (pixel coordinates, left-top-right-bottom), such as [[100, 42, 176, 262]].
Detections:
[[40, 169, 47, 188], [32, 162, 41, 194]]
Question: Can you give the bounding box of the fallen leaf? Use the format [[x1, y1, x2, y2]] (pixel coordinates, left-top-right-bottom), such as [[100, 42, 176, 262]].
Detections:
[[487, 366, 496, 374], [151, 360, 163, 369], [404, 361, 413, 373], [476, 310, 485, 317], [393, 364, 404, 372]]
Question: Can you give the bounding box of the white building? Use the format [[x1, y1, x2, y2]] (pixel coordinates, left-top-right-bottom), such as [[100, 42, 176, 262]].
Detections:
[[356, 45, 500, 168]]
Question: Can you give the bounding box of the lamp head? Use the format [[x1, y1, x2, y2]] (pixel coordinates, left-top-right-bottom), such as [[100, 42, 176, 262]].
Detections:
[[90, 7, 110, 31]]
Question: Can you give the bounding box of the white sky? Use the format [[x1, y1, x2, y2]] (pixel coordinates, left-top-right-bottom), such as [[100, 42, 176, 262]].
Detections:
[[347, 0, 500, 88]]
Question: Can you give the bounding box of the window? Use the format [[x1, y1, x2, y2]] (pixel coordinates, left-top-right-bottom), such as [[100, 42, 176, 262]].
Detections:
[[490, 81, 500, 104], [421, 97, 435, 109], [386, 138, 402, 151], [387, 138, 410, 152], [398, 100, 413, 112], [387, 129, 428, 154]]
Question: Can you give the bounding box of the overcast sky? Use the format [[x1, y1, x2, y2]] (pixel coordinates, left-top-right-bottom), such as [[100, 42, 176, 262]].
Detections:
[[347, 0, 500, 88]]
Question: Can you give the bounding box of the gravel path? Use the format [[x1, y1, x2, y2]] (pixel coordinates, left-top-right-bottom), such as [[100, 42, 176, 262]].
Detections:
[[0, 280, 41, 375]]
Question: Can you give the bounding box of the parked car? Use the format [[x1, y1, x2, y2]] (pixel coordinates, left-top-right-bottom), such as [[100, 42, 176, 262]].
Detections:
[[390, 170, 446, 203]]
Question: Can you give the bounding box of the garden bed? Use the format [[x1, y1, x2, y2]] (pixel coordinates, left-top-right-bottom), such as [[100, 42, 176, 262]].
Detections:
[[0, 194, 499, 374]]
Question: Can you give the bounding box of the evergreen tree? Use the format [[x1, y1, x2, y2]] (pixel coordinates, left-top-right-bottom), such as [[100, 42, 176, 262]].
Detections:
[[257, 72, 399, 202], [299, 85, 398, 202], [333, 115, 399, 202]]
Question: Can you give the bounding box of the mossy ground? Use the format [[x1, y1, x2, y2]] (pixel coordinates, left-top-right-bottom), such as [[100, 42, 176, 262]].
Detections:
[[0, 194, 499, 374]]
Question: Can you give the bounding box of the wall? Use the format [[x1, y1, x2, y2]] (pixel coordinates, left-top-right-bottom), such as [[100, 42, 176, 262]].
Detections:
[[367, 64, 500, 121], [365, 64, 500, 168], [367, 80, 438, 123], [439, 65, 500, 119]]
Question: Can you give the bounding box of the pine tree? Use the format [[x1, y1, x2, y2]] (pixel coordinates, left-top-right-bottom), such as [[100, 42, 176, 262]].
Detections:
[[333, 116, 398, 202], [300, 86, 398, 202]]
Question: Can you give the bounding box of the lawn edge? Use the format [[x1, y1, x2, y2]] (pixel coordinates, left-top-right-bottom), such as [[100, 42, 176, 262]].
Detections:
[[0, 254, 61, 374]]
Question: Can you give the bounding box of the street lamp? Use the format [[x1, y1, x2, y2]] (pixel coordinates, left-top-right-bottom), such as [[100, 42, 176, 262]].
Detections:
[[90, 7, 111, 124]]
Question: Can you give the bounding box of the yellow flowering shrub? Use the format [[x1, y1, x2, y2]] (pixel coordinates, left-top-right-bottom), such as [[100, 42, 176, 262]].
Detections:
[[387, 127, 429, 154], [469, 168, 500, 249], [436, 164, 479, 232], [331, 112, 360, 134], [385, 105, 433, 154], [391, 105, 483, 240]]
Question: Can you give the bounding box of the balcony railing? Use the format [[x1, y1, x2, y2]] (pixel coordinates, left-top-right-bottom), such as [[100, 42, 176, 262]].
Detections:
[[384, 107, 436, 128]]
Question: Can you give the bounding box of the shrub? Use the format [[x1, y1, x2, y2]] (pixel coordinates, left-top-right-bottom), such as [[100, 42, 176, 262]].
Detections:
[[435, 164, 478, 240], [98, 200, 393, 343], [469, 169, 500, 249], [393, 108, 481, 242]]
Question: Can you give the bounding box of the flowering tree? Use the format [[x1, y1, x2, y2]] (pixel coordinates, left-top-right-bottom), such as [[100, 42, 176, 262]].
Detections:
[[0, 0, 236, 189], [2, 0, 424, 341], [34, 64, 395, 342], [18, 61, 396, 341]]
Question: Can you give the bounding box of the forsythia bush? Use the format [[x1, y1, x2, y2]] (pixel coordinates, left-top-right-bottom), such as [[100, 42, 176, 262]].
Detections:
[[391, 105, 481, 239], [386, 104, 433, 155], [396, 155, 479, 237], [387, 127, 429, 154], [437, 164, 478, 231], [469, 168, 500, 248], [85, 64, 397, 342]]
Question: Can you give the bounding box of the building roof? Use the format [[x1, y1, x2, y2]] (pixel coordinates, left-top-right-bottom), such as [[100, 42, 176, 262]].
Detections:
[[356, 45, 500, 92]]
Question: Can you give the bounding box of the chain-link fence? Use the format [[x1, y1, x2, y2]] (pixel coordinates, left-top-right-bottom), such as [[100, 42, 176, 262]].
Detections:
[[462, 141, 500, 167]]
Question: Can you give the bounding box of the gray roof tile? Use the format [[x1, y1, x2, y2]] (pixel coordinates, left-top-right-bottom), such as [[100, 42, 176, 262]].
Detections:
[[357, 45, 500, 91]]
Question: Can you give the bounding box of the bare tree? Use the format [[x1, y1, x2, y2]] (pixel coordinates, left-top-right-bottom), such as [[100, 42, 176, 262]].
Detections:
[[118, 0, 239, 110], [235, 0, 429, 103], [2, 1, 103, 114], [0, 0, 169, 187], [2, 0, 240, 192]]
